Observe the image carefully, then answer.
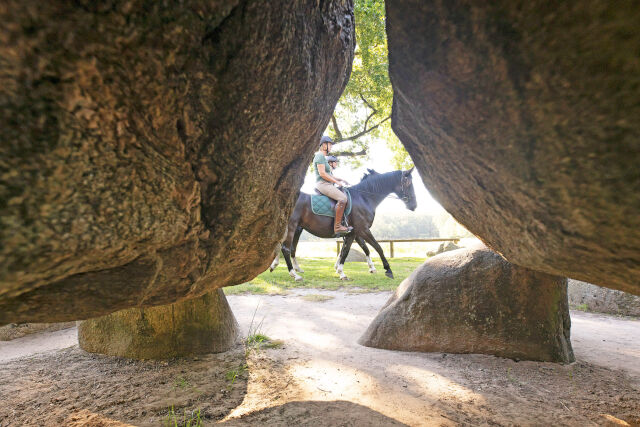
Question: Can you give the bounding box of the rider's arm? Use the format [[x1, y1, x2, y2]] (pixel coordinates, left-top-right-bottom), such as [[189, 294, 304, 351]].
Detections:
[[317, 163, 342, 185]]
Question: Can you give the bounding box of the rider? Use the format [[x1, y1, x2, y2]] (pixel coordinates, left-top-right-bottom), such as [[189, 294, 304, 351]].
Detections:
[[313, 136, 353, 235], [326, 155, 339, 171]]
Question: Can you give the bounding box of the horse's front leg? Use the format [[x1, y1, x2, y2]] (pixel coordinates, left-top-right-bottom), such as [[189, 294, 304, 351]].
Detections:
[[336, 234, 355, 281], [356, 236, 376, 273], [359, 229, 393, 279], [335, 236, 348, 270]]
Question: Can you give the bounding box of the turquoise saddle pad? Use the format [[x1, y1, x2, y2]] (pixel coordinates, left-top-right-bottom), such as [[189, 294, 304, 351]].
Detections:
[[310, 189, 352, 218]]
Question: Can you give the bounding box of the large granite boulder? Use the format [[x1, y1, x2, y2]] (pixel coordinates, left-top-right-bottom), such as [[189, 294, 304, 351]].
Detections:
[[345, 249, 367, 262], [568, 279, 640, 317], [386, 0, 640, 295], [359, 244, 575, 363], [78, 289, 238, 359], [0, 0, 355, 323]]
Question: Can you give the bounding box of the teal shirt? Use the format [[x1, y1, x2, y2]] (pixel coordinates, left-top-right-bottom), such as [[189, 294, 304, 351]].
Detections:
[[313, 152, 332, 182]]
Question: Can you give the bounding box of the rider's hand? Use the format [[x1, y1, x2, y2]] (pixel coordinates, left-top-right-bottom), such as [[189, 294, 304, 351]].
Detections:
[[340, 179, 349, 186]]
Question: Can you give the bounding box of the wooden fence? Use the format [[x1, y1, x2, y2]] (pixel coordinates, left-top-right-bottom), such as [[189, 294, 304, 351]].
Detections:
[[336, 238, 460, 258]]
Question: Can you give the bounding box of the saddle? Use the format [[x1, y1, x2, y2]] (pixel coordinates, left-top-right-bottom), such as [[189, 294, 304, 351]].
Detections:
[[310, 188, 352, 218]]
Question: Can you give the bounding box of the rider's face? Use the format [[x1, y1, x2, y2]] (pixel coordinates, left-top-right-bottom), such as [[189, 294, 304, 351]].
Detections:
[[324, 142, 332, 153], [329, 162, 337, 169]]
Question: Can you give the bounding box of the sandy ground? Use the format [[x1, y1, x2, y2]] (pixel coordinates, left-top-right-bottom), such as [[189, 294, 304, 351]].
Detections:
[[0, 290, 638, 426]]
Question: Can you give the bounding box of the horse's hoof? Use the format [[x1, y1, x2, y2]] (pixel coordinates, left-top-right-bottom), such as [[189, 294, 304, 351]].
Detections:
[[369, 269, 377, 274], [295, 276, 304, 282], [269, 267, 274, 272], [341, 276, 350, 281], [385, 270, 394, 279], [297, 269, 305, 273]]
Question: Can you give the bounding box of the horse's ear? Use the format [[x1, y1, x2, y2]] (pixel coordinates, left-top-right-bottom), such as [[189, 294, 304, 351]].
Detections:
[[367, 168, 378, 174], [403, 167, 415, 176]]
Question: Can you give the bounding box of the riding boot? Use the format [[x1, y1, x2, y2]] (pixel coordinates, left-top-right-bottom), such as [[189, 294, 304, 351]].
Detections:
[[334, 200, 353, 235]]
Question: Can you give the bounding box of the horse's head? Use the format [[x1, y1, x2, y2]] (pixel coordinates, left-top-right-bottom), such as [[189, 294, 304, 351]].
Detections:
[[394, 167, 417, 211]]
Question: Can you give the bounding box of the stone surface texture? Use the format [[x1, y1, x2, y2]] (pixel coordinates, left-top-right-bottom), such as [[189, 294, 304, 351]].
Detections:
[[0, 322, 76, 341], [345, 249, 367, 262], [0, 0, 355, 323], [386, 0, 640, 295], [359, 244, 575, 363], [568, 279, 640, 317], [78, 290, 238, 359]]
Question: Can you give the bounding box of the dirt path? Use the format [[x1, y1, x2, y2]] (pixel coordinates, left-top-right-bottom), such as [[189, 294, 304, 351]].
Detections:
[[1, 290, 638, 426]]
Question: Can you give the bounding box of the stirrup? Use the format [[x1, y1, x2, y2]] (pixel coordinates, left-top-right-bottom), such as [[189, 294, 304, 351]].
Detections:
[[334, 226, 353, 237]]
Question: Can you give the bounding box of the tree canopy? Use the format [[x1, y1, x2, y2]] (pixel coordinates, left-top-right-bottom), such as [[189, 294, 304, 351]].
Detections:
[[326, 0, 412, 170]]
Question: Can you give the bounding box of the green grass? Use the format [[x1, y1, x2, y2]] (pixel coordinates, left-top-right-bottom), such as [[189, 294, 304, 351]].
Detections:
[[574, 303, 590, 312], [224, 257, 424, 295], [173, 376, 190, 389], [300, 294, 334, 302], [163, 406, 202, 427], [225, 364, 248, 385]]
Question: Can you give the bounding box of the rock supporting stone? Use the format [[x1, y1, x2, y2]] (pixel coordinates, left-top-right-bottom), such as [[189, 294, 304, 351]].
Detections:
[[568, 279, 640, 317], [426, 241, 460, 257], [0, 0, 355, 323], [359, 245, 575, 363], [386, 0, 640, 295], [345, 249, 367, 262], [0, 322, 76, 341], [78, 290, 238, 359]]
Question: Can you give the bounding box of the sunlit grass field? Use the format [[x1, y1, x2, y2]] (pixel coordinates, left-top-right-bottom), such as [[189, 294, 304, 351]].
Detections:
[[223, 256, 426, 295]]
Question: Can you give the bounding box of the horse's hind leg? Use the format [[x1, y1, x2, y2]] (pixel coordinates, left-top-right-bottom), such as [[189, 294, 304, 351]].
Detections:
[[290, 226, 304, 273], [359, 229, 393, 279], [335, 237, 347, 270], [269, 252, 280, 272], [336, 233, 355, 281], [282, 224, 303, 282], [356, 236, 376, 273]]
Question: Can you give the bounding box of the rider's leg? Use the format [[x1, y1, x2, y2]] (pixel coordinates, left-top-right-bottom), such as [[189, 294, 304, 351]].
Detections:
[[315, 181, 351, 234]]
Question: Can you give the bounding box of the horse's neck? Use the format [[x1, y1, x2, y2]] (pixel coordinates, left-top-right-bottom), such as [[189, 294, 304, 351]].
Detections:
[[357, 177, 397, 208]]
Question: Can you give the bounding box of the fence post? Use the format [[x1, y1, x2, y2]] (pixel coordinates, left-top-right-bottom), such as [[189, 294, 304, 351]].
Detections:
[[390, 241, 394, 258]]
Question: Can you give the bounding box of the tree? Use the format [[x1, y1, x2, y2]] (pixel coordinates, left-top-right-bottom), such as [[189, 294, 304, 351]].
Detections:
[[326, 0, 412, 169]]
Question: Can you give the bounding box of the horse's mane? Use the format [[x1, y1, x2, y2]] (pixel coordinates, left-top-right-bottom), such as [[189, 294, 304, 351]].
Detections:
[[353, 169, 402, 193]]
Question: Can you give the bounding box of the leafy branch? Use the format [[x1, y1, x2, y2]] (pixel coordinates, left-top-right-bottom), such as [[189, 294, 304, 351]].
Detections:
[[330, 95, 391, 144], [333, 149, 367, 157]]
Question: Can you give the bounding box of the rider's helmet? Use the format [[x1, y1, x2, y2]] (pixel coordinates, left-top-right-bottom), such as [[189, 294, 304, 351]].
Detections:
[[326, 155, 338, 164], [319, 135, 333, 148]]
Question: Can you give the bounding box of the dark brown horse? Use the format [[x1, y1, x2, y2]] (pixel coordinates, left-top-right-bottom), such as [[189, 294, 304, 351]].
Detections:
[[274, 169, 417, 281]]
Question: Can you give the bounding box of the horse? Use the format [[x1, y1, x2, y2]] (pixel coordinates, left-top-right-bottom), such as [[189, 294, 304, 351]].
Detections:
[[269, 229, 377, 278], [273, 168, 417, 281]]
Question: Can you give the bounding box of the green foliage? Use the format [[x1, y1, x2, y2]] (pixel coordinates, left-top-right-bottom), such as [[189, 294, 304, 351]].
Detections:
[[327, 0, 411, 165], [163, 406, 202, 427], [224, 257, 425, 294]]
